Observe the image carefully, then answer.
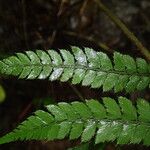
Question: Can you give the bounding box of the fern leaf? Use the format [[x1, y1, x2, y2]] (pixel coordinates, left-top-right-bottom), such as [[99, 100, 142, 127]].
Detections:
[[0, 47, 150, 92], [0, 97, 150, 146]]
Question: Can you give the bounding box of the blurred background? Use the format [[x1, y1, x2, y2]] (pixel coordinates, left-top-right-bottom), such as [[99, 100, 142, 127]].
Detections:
[[0, 0, 150, 149]]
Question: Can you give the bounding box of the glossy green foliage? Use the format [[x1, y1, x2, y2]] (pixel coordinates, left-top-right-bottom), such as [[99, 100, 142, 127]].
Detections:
[[0, 47, 149, 92], [0, 97, 150, 146]]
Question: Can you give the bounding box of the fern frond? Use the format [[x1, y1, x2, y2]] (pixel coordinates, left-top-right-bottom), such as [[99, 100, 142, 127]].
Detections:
[[0, 47, 149, 92], [0, 97, 150, 145]]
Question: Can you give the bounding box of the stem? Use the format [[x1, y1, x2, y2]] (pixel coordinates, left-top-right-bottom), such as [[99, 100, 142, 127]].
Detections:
[[94, 0, 150, 61], [63, 31, 113, 53], [1, 63, 149, 78], [69, 84, 85, 102], [22, 0, 29, 49]]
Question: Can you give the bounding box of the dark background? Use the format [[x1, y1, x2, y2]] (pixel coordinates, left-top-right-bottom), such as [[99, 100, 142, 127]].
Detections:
[[0, 0, 150, 149]]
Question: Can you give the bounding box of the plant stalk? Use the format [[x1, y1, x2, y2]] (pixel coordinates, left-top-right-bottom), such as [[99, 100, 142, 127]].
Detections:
[[94, 0, 150, 61]]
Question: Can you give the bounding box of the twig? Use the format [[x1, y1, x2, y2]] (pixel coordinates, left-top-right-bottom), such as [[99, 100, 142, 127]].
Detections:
[[46, 30, 57, 48], [63, 31, 113, 53], [79, 0, 89, 15], [57, 0, 70, 17], [69, 84, 85, 102], [18, 102, 32, 120], [94, 0, 150, 61], [21, 0, 29, 49]]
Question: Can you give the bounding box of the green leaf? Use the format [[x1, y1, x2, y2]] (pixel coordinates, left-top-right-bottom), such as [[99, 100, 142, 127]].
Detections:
[[16, 53, 31, 64], [82, 70, 96, 86], [17, 53, 32, 78], [48, 50, 63, 81], [19, 66, 32, 79], [71, 101, 92, 119], [57, 121, 71, 139], [86, 99, 106, 119], [70, 121, 84, 140], [84, 47, 100, 67], [47, 105, 67, 121], [96, 121, 122, 143], [143, 130, 150, 146], [130, 124, 148, 144], [26, 51, 42, 79], [60, 50, 74, 82], [34, 110, 54, 124], [136, 77, 149, 91], [114, 75, 128, 92], [95, 121, 110, 143], [72, 69, 86, 84], [58, 102, 78, 121], [117, 124, 136, 144], [137, 99, 150, 122], [106, 121, 122, 141], [119, 97, 137, 120], [103, 97, 121, 119], [91, 72, 107, 88], [36, 50, 52, 79], [0, 61, 6, 73], [81, 120, 96, 142], [103, 73, 118, 91], [123, 55, 136, 73], [0, 97, 150, 146], [72, 46, 87, 65], [136, 58, 148, 73], [0, 47, 149, 93], [114, 52, 125, 71], [7, 56, 22, 76], [47, 124, 60, 140], [125, 75, 140, 92], [72, 46, 87, 84], [98, 52, 113, 70]]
